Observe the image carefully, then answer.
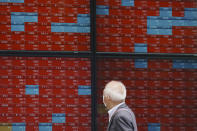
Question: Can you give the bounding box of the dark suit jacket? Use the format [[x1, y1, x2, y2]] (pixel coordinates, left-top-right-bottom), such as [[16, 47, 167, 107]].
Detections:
[[107, 103, 137, 131]]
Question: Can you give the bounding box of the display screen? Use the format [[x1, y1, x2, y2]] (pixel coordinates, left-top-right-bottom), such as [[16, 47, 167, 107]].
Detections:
[[0, 0, 90, 51], [0, 56, 91, 131], [97, 58, 197, 131]]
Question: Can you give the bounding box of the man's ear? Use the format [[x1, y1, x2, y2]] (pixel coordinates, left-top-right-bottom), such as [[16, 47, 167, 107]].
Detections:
[[106, 95, 110, 101]]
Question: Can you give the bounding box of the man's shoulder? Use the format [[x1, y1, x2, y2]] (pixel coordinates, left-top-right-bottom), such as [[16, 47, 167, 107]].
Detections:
[[114, 107, 135, 120]]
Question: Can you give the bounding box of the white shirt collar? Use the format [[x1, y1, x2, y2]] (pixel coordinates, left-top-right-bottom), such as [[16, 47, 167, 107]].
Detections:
[[108, 102, 125, 122]]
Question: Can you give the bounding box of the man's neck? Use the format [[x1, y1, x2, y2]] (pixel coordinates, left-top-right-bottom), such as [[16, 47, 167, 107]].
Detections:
[[107, 102, 125, 122]]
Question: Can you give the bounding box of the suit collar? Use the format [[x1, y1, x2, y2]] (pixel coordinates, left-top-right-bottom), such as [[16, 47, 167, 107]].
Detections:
[[107, 103, 128, 130], [108, 102, 125, 122], [117, 103, 127, 110]]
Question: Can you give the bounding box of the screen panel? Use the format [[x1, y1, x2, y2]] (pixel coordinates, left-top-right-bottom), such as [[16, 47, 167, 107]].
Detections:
[[96, 0, 197, 53], [0, 56, 91, 131], [97, 58, 197, 131], [0, 0, 90, 51]]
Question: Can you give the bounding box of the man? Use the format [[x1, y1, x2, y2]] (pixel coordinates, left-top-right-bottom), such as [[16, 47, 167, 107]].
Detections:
[[103, 80, 137, 131]]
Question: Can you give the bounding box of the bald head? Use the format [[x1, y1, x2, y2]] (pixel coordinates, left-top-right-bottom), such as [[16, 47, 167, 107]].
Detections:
[[103, 81, 127, 102]]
